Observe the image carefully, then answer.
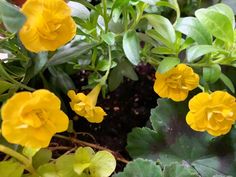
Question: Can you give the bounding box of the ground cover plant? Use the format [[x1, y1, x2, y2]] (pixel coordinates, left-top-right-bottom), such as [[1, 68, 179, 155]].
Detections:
[[0, 0, 236, 176]]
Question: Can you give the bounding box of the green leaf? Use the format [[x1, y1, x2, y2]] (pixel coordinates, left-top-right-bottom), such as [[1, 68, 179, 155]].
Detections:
[[49, 67, 75, 94], [126, 127, 164, 160], [175, 17, 212, 45], [220, 73, 235, 93], [0, 0, 26, 33], [203, 64, 221, 83], [156, 0, 180, 23], [186, 45, 219, 62], [74, 147, 116, 177], [22, 147, 40, 158], [157, 57, 180, 73], [145, 14, 176, 47], [24, 52, 48, 83], [163, 162, 199, 177], [108, 66, 123, 91], [32, 149, 52, 169], [147, 29, 173, 48], [90, 151, 116, 177], [101, 32, 116, 45], [123, 30, 141, 65], [113, 158, 163, 177], [0, 160, 24, 177], [119, 60, 138, 80], [47, 43, 97, 66], [56, 155, 78, 177], [195, 9, 234, 43], [37, 163, 59, 177], [151, 46, 174, 55], [150, 98, 178, 132], [0, 80, 13, 94], [208, 3, 235, 29], [96, 59, 117, 71], [192, 157, 227, 177]]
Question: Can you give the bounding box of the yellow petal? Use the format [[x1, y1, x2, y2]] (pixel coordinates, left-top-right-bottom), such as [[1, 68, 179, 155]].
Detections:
[[48, 110, 69, 132]]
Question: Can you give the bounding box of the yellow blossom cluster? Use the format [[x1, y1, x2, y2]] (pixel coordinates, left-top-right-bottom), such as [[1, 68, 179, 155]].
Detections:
[[153, 64, 236, 136], [19, 0, 76, 52], [153, 64, 199, 102], [68, 84, 107, 123], [186, 91, 236, 136], [1, 90, 69, 148]]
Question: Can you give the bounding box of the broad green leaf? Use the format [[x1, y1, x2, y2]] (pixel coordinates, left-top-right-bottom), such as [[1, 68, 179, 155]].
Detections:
[[74, 147, 116, 177], [220, 73, 235, 93], [147, 29, 172, 48], [90, 151, 116, 177], [0, 80, 13, 94], [175, 17, 212, 45], [113, 158, 163, 177], [119, 60, 138, 80], [32, 149, 52, 169], [145, 14, 176, 47], [56, 155, 78, 177], [157, 57, 180, 73], [209, 3, 235, 28], [192, 157, 227, 177], [126, 127, 164, 160], [150, 98, 178, 132], [101, 32, 116, 45], [186, 45, 219, 62], [203, 64, 221, 83], [47, 43, 97, 66], [163, 162, 199, 177], [195, 9, 234, 43], [37, 163, 59, 177], [22, 147, 40, 158], [0, 0, 26, 33], [74, 147, 95, 163], [0, 161, 24, 177], [123, 30, 141, 65], [108, 66, 123, 91]]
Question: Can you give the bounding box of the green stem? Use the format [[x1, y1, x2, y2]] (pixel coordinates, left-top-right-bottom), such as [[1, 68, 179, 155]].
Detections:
[[0, 145, 36, 174], [102, 0, 109, 33], [100, 46, 112, 85]]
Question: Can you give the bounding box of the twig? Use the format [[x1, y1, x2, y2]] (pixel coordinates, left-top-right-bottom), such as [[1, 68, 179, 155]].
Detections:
[[54, 134, 130, 164]]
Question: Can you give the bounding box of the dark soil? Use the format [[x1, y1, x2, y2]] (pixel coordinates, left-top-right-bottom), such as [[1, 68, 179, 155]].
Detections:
[[69, 63, 158, 171]]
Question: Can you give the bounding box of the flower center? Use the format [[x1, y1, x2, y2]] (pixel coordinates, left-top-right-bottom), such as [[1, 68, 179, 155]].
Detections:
[[21, 109, 48, 128], [166, 74, 188, 90], [206, 106, 234, 121], [36, 10, 63, 40]]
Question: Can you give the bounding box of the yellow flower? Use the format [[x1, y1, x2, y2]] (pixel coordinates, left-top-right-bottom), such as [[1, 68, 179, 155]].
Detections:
[[153, 64, 199, 101], [186, 91, 236, 136], [1, 89, 69, 148], [19, 0, 76, 52], [68, 84, 107, 123]]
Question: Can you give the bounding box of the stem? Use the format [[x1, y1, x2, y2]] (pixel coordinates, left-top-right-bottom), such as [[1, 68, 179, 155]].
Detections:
[[0, 145, 36, 174], [54, 134, 129, 164], [100, 46, 112, 85], [102, 0, 109, 33]]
